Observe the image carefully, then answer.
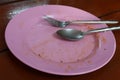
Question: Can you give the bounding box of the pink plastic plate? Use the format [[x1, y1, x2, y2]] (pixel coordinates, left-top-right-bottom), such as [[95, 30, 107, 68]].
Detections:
[[5, 5, 116, 76]]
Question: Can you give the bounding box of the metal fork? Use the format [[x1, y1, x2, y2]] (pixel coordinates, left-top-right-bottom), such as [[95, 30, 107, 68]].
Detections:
[[44, 16, 118, 28]]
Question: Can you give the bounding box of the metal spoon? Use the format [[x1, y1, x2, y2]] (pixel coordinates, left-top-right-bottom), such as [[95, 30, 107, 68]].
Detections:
[[56, 26, 120, 40], [44, 17, 118, 28]]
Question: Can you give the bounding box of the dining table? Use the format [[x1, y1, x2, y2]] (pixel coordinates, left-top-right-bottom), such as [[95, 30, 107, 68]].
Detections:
[[0, 0, 120, 80]]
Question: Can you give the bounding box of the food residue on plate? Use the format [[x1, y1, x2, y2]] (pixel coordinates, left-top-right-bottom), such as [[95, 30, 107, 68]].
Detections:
[[101, 36, 107, 44], [87, 60, 92, 64], [64, 65, 74, 72], [26, 16, 100, 63]]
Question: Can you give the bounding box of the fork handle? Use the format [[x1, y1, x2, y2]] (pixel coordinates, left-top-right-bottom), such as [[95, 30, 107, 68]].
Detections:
[[70, 20, 118, 24]]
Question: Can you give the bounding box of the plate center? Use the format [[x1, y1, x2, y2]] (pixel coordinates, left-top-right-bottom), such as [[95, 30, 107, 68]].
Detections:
[[25, 23, 99, 63]]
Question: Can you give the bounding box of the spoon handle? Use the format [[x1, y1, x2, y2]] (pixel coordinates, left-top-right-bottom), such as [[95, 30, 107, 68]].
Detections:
[[85, 26, 120, 34], [70, 20, 118, 24]]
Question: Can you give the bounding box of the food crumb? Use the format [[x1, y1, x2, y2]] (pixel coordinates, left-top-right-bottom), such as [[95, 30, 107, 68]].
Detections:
[[104, 48, 107, 50], [77, 59, 80, 62], [65, 65, 73, 72], [87, 25, 95, 30], [38, 54, 41, 57], [102, 36, 107, 43], [87, 60, 92, 64], [60, 60, 64, 63]]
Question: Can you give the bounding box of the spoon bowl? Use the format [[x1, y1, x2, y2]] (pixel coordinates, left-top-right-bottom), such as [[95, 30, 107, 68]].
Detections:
[[57, 29, 84, 40]]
